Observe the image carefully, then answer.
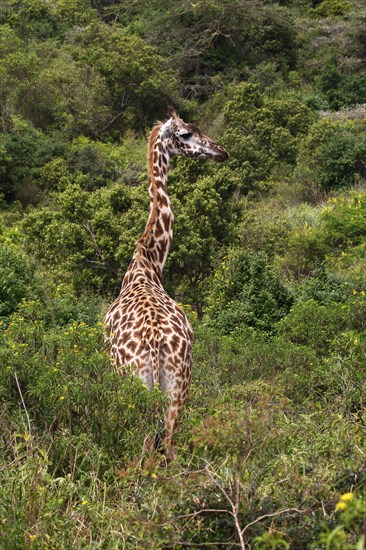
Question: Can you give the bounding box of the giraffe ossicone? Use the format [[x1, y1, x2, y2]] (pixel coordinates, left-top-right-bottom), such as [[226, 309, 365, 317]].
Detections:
[[104, 111, 229, 458]]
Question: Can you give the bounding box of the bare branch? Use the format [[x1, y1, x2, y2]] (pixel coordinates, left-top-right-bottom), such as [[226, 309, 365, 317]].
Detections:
[[204, 464, 246, 550], [14, 371, 31, 436], [241, 507, 309, 535], [165, 542, 241, 547], [158, 507, 230, 526]]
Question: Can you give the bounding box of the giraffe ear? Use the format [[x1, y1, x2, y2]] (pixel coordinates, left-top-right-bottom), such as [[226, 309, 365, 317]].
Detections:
[[167, 105, 179, 120]]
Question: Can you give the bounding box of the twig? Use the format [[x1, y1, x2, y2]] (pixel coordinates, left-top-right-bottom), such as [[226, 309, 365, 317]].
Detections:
[[205, 465, 246, 550], [97, 92, 127, 135], [241, 507, 308, 535], [82, 221, 104, 261], [0, 456, 23, 472], [164, 542, 241, 547], [14, 371, 31, 436], [156, 507, 229, 527], [321, 499, 327, 518]]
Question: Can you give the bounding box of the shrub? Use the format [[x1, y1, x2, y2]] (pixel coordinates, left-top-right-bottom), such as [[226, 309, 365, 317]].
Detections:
[[223, 83, 316, 193], [22, 182, 144, 293], [0, 117, 66, 203], [205, 249, 293, 333], [296, 119, 366, 191], [323, 193, 366, 248], [0, 301, 166, 462], [278, 298, 346, 354], [237, 200, 292, 258], [317, 60, 366, 110], [0, 243, 38, 316], [310, 0, 352, 17]]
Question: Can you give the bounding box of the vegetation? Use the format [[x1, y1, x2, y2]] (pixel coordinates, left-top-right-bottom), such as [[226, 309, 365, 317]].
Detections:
[[1, 0, 365, 547]]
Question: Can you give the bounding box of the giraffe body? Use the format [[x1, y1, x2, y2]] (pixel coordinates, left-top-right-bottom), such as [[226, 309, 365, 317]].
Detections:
[[105, 111, 228, 456]]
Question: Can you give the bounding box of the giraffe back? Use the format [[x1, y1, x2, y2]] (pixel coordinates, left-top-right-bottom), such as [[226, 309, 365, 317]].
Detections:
[[104, 257, 193, 393]]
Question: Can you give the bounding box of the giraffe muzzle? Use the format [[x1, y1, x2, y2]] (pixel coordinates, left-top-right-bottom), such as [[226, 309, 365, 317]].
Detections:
[[214, 146, 230, 162]]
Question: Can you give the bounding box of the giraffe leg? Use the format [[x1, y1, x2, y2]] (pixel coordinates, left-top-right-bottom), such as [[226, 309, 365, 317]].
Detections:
[[163, 388, 188, 460]]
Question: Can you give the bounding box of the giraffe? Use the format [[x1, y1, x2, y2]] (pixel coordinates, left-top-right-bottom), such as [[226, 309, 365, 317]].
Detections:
[[104, 110, 229, 458]]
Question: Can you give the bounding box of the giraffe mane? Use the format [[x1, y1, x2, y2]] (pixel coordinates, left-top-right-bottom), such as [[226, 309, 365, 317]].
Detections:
[[148, 121, 163, 178], [135, 121, 164, 256]]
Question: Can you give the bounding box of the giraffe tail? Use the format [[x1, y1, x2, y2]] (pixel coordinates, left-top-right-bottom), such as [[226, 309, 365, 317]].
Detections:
[[149, 328, 163, 387], [141, 316, 163, 388]]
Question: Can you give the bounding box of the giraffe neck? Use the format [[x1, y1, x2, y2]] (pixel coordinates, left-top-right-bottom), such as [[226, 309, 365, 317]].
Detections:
[[135, 123, 173, 279]]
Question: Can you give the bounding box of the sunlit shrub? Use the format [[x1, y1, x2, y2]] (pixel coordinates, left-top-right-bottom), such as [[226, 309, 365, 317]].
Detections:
[[0, 243, 38, 316], [310, 0, 351, 18], [296, 119, 366, 191], [206, 249, 293, 333], [0, 301, 166, 464]]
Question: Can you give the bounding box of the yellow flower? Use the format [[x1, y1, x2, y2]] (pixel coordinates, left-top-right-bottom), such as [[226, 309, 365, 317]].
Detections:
[[82, 500, 88, 506], [340, 492, 353, 502], [335, 501, 347, 511], [59, 396, 65, 401]]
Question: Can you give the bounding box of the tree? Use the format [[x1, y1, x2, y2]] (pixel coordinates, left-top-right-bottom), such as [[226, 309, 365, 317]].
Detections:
[[223, 83, 316, 193], [69, 22, 179, 134], [296, 118, 366, 191]]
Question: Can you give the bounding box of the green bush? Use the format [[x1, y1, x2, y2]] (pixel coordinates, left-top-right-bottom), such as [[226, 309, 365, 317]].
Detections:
[[0, 300, 165, 462], [223, 83, 316, 192], [205, 249, 293, 333], [323, 193, 366, 249], [296, 119, 366, 191], [278, 298, 346, 354], [310, 0, 351, 18], [236, 200, 292, 258], [298, 267, 350, 303], [281, 192, 366, 278], [70, 22, 179, 133], [277, 293, 366, 356], [0, 243, 38, 316], [22, 182, 144, 293], [317, 60, 366, 110]]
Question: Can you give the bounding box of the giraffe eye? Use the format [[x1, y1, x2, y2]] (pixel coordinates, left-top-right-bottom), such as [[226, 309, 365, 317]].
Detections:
[[181, 132, 192, 140]]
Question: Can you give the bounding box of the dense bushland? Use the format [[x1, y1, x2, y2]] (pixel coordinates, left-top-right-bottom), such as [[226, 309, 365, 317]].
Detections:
[[1, 0, 366, 548]]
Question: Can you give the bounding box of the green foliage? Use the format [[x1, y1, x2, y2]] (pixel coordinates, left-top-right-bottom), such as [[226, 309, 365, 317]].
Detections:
[[317, 60, 366, 110], [27, 51, 111, 137], [0, 243, 38, 316], [0, 0, 58, 40], [237, 199, 292, 258], [279, 298, 346, 354], [224, 83, 316, 193], [323, 193, 366, 249], [310, 0, 351, 17], [298, 267, 350, 303], [206, 249, 293, 333], [121, 0, 296, 98], [0, 25, 41, 132], [70, 22, 178, 133], [281, 193, 366, 278], [315, 494, 366, 549], [166, 164, 235, 312], [22, 181, 144, 293], [0, 299, 165, 458], [296, 119, 366, 191], [0, 117, 65, 202]]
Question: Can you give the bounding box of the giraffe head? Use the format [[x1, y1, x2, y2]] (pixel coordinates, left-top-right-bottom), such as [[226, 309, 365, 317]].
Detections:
[[161, 110, 229, 162]]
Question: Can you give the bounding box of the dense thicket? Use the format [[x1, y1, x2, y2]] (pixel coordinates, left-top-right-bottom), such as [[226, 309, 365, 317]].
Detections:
[[1, 0, 365, 548]]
